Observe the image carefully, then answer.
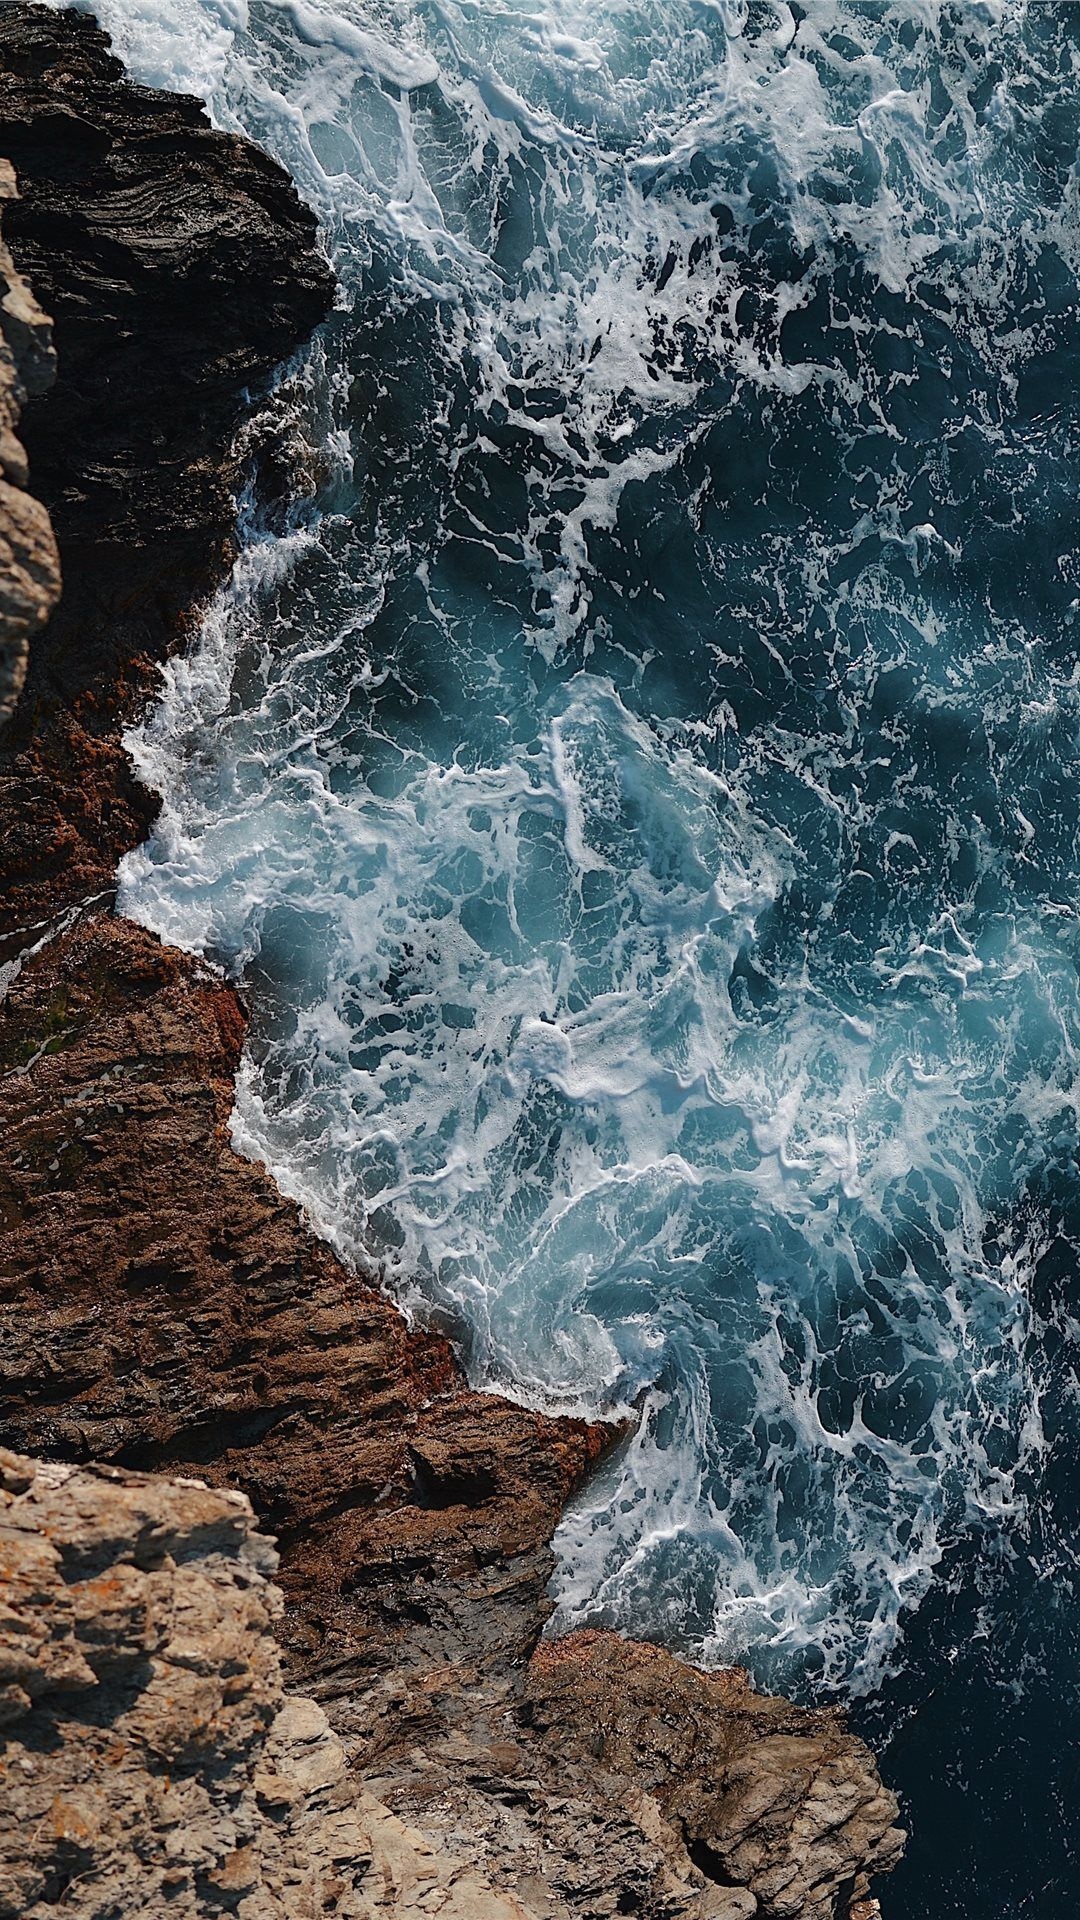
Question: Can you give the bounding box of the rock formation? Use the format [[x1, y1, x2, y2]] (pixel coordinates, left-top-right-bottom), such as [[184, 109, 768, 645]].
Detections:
[[0, 1449, 371, 1918], [0, 907, 904, 1918], [0, 8, 905, 1915], [0, 155, 59, 726], [523, 1636, 903, 1920], [0, 907, 609, 1688], [0, 1440, 903, 1920], [0, 1447, 556, 1920], [0, 1, 334, 931]]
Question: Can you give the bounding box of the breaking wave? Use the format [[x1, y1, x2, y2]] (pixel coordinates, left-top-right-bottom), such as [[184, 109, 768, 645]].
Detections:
[[52, 0, 1080, 1904]]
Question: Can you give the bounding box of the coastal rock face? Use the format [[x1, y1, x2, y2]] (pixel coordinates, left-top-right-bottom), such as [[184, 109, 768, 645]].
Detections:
[[0, 1447, 546, 1920], [524, 1635, 904, 1920], [0, 8, 904, 1916], [0, 1449, 902, 1920], [0, 2, 334, 932], [0, 908, 612, 1681], [0, 912, 904, 1918], [0, 155, 59, 726]]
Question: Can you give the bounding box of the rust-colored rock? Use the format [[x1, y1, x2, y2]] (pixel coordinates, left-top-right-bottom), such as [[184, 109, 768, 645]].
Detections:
[[0, 908, 905, 1918], [0, 909, 605, 1686]]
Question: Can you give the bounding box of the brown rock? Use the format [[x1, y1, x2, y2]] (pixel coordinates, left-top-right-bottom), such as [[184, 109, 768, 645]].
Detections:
[[0, 154, 60, 727], [523, 1634, 906, 1920], [0, 907, 607, 1688]]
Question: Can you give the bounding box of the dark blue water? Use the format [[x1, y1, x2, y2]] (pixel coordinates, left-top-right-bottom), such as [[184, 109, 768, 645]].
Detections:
[[69, 0, 1080, 1909]]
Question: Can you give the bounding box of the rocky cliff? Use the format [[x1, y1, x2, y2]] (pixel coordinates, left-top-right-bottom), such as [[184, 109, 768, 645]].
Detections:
[[0, 1441, 902, 1920], [0, 152, 59, 726], [0, 910, 904, 1918], [0, 1, 334, 931], [0, 8, 904, 1916], [1, 1447, 570, 1920]]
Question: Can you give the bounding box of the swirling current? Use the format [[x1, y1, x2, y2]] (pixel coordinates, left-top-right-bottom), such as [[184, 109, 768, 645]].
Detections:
[[55, 0, 1080, 1911]]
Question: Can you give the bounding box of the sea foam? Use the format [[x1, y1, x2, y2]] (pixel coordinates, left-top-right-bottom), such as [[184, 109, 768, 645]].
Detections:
[[88, 0, 1080, 1730]]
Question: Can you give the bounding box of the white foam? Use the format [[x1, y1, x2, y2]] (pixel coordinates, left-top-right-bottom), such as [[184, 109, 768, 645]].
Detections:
[[106, 0, 1076, 1696]]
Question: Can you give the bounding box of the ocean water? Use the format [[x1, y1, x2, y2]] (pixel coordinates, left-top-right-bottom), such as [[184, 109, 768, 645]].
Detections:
[[55, 0, 1080, 1909]]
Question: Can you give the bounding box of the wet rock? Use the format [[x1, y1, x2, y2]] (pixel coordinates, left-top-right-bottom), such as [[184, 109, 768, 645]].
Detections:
[[0, 1442, 905, 1920], [0, 907, 609, 1690], [0, 914, 904, 1917]]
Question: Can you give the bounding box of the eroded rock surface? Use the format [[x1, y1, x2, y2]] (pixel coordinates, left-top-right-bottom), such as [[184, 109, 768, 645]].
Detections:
[[0, 1447, 368, 1917], [0, 909, 611, 1678], [523, 1635, 904, 1920], [0, 1437, 904, 1920], [0, 154, 59, 725], [0, 913, 904, 1918], [0, 2, 334, 931], [0, 1447, 557, 1920]]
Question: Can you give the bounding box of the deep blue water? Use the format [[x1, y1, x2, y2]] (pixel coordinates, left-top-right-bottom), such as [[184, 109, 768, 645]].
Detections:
[[62, 0, 1080, 1909]]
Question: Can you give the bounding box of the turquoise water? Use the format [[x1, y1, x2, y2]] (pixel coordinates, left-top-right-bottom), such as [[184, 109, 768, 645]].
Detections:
[[63, 0, 1080, 1907]]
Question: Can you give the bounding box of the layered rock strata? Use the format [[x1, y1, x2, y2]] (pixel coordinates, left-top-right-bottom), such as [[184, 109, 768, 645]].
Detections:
[[0, 154, 59, 725], [9, 1450, 896, 1920], [0, 7, 905, 1916]]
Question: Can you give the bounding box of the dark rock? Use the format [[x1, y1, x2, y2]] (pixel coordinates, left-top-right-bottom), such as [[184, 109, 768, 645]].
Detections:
[[0, 2, 334, 933], [0, 154, 60, 725]]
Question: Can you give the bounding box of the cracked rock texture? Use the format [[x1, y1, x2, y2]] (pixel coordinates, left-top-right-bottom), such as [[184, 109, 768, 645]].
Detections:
[[0, 1448, 546, 1920], [0, 155, 59, 726], [522, 1635, 905, 1920], [0, 1447, 369, 1919], [0, 1437, 904, 1920]]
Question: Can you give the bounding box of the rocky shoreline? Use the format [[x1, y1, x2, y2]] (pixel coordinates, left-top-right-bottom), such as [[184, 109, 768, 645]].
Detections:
[[0, 8, 904, 1916], [0, 145, 59, 726]]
